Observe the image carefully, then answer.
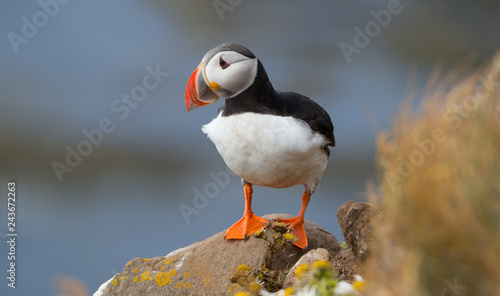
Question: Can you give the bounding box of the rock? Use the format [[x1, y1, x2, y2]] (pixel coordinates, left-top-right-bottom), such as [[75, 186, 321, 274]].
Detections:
[[282, 248, 332, 289], [333, 248, 359, 281], [264, 214, 341, 271], [337, 201, 377, 262], [282, 246, 359, 289], [93, 213, 341, 296]]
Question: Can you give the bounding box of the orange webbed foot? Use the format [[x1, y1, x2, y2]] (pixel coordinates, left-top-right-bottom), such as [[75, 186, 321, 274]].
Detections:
[[275, 217, 308, 249], [225, 213, 269, 240]]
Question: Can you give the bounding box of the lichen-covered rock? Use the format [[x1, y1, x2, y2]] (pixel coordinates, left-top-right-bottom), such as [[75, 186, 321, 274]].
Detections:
[[337, 201, 377, 262], [333, 248, 359, 281], [282, 248, 332, 289], [93, 213, 341, 296], [282, 246, 359, 290]]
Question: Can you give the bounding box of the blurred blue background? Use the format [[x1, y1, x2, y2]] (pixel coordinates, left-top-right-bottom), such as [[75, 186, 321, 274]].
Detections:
[[1, 0, 499, 295]]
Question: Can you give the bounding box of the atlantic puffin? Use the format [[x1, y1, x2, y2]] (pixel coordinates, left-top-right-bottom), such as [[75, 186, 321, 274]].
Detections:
[[185, 43, 335, 249]]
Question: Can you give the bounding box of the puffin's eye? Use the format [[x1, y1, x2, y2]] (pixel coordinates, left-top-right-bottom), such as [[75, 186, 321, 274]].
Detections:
[[219, 57, 229, 69]]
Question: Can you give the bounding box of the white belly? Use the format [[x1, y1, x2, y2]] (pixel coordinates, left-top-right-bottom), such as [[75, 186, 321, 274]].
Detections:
[[202, 112, 329, 193]]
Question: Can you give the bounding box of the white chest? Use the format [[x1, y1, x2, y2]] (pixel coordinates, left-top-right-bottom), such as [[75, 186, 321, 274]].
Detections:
[[202, 112, 328, 191]]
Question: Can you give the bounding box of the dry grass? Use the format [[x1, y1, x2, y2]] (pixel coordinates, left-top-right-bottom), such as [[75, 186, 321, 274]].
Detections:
[[365, 53, 500, 296], [53, 276, 89, 296]]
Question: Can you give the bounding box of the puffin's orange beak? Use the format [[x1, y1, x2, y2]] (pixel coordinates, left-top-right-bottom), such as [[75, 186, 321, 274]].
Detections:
[[185, 63, 220, 111]]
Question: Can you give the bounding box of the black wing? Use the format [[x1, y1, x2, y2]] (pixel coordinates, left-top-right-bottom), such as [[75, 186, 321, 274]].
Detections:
[[221, 60, 335, 152], [271, 91, 335, 150]]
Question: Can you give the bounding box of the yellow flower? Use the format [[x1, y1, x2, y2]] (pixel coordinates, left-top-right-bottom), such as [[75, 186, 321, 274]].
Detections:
[[312, 260, 331, 270], [272, 221, 289, 233], [249, 282, 261, 292], [236, 264, 251, 272], [295, 264, 309, 279], [254, 227, 267, 239], [283, 233, 296, 243], [284, 287, 294, 296], [353, 275, 365, 291]]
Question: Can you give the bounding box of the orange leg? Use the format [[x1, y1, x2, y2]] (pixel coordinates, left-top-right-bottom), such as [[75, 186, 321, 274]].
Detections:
[[275, 191, 311, 249], [225, 183, 269, 241]]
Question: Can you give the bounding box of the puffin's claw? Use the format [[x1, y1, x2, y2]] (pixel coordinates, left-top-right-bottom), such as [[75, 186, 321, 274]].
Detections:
[[225, 213, 269, 240]]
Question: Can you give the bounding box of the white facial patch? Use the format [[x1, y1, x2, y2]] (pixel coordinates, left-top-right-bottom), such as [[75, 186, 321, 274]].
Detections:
[[205, 51, 258, 98]]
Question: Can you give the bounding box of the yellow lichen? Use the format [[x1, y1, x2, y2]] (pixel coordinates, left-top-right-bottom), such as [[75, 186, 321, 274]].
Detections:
[[295, 264, 309, 279], [133, 277, 138, 283], [111, 278, 118, 286], [105, 289, 110, 292], [234, 292, 249, 296], [227, 283, 240, 293], [184, 272, 191, 277], [132, 268, 137, 273], [156, 272, 170, 287], [120, 276, 127, 281], [165, 257, 173, 265], [185, 282, 191, 288], [155, 270, 177, 287], [140, 271, 151, 282], [175, 282, 183, 289], [125, 260, 132, 266], [143, 258, 152, 262]]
